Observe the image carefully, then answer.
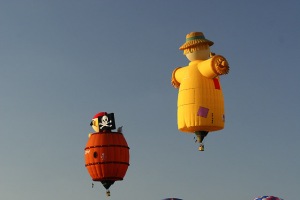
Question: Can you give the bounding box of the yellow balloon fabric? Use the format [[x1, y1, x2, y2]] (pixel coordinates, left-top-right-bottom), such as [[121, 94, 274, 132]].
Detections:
[[172, 55, 228, 133]]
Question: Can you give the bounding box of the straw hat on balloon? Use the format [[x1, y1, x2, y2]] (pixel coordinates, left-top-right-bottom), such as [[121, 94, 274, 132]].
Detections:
[[179, 32, 214, 50]]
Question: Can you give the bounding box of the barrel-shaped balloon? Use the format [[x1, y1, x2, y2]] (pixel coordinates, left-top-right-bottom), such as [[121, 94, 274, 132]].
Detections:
[[84, 132, 130, 185]]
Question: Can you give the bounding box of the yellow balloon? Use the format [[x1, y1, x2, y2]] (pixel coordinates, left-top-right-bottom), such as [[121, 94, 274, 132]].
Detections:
[[171, 32, 229, 151]]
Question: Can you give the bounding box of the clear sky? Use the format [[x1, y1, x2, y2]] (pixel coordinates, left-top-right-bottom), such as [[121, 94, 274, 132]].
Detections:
[[1, 1, 299, 200]]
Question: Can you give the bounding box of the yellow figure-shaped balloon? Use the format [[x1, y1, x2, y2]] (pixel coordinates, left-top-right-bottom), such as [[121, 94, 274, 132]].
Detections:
[[171, 32, 229, 151]]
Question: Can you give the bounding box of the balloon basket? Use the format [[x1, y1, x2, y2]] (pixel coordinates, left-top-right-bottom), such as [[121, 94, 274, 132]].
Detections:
[[198, 143, 204, 151]]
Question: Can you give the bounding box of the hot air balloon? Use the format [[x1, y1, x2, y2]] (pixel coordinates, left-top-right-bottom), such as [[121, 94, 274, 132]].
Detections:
[[171, 32, 229, 151], [254, 196, 283, 200], [84, 112, 130, 196]]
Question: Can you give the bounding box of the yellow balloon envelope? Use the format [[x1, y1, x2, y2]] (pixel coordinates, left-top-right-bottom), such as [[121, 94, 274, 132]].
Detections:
[[171, 32, 229, 151]]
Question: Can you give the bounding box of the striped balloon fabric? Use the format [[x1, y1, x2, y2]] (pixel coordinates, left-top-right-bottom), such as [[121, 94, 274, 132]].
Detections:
[[254, 196, 283, 200]]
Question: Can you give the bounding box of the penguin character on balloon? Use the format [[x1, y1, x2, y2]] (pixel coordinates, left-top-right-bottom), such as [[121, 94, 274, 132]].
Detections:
[[171, 32, 229, 151]]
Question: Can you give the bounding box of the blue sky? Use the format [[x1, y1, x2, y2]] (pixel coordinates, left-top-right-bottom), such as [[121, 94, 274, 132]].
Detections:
[[1, 1, 299, 199]]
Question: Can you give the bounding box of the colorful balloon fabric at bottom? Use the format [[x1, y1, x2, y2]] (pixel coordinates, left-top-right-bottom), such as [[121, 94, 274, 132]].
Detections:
[[254, 196, 283, 200], [162, 198, 183, 200]]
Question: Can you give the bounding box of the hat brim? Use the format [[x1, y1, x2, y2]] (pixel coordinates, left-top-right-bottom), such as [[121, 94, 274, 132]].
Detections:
[[179, 39, 214, 50]]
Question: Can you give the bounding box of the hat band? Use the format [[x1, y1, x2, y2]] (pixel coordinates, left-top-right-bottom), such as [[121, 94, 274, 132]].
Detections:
[[186, 35, 206, 42]]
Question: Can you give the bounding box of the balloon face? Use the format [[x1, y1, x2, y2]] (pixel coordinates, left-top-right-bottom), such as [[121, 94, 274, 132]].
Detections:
[[185, 46, 210, 61], [90, 117, 99, 132]]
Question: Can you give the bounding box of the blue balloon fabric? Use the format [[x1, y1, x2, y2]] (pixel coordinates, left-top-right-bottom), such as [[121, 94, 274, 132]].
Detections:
[[254, 196, 283, 200]]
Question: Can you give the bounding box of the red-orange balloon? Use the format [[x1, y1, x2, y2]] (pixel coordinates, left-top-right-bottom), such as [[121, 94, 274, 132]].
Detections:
[[84, 131, 130, 192]]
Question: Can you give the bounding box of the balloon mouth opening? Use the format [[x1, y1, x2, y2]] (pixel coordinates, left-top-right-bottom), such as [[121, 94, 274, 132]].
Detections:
[[100, 180, 115, 190]]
